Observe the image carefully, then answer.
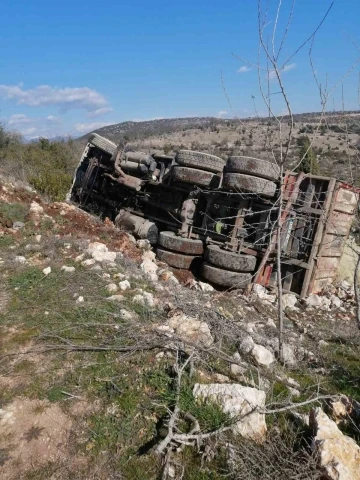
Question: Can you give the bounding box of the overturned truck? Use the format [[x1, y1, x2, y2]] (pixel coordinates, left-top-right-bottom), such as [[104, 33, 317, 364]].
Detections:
[[69, 133, 359, 297]]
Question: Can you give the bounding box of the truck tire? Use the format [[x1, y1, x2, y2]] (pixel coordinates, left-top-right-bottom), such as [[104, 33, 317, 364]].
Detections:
[[159, 231, 204, 255], [222, 173, 276, 198], [175, 150, 225, 173], [201, 262, 252, 288], [172, 166, 220, 188], [89, 133, 117, 156], [226, 156, 280, 181], [157, 248, 198, 269], [205, 245, 256, 272]]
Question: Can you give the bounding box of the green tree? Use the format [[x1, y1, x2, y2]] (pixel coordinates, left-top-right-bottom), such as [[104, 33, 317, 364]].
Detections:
[[39, 137, 51, 150], [163, 143, 172, 154], [0, 123, 21, 151], [296, 135, 319, 174]]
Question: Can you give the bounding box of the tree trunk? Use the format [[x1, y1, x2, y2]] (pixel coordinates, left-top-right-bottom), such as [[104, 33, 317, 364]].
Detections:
[[354, 254, 360, 330], [277, 165, 284, 361]]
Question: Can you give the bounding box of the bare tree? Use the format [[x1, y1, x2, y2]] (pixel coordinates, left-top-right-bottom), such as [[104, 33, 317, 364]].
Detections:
[[229, 0, 360, 356]]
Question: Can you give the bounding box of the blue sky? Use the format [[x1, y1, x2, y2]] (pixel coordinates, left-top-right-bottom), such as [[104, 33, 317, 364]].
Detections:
[[0, 0, 359, 139]]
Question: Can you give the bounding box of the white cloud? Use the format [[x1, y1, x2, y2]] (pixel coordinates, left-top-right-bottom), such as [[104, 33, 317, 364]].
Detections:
[[6, 113, 65, 139], [74, 121, 112, 134], [46, 115, 62, 124], [237, 66, 251, 73], [87, 107, 113, 118], [0, 84, 110, 113], [283, 63, 296, 73], [217, 110, 228, 118], [268, 70, 277, 80], [268, 63, 296, 80], [6, 112, 110, 139], [20, 127, 38, 136], [8, 114, 31, 126]]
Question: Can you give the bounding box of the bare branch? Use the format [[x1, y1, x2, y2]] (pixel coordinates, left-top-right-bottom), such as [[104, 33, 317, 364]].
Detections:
[[276, 0, 296, 61], [282, 2, 334, 68]]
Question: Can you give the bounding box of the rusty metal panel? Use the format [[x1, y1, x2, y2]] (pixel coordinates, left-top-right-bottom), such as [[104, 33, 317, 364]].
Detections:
[[312, 277, 335, 293], [314, 256, 341, 279], [251, 173, 358, 296], [332, 184, 359, 214], [307, 180, 359, 295], [253, 172, 305, 286], [325, 210, 353, 236], [303, 177, 336, 296], [283, 172, 298, 201], [256, 263, 273, 287], [319, 233, 347, 257]]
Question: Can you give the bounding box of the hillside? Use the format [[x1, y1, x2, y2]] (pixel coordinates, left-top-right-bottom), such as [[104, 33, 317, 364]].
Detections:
[[0, 176, 360, 479], [77, 117, 223, 143], [77, 111, 360, 184]]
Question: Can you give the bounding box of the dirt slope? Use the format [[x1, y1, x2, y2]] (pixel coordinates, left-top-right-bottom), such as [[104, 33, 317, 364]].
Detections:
[[0, 176, 359, 479]]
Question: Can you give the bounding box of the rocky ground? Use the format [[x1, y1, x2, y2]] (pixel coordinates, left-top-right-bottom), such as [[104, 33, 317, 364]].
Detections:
[[0, 177, 360, 479]]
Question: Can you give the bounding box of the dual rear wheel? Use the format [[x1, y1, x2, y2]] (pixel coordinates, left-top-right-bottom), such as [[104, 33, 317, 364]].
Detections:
[[171, 151, 224, 188], [222, 156, 279, 198], [156, 231, 203, 269], [156, 232, 256, 289], [172, 151, 279, 199], [201, 245, 255, 288]]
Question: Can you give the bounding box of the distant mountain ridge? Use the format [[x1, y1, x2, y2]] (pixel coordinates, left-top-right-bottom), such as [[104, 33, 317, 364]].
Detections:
[[73, 111, 360, 184], [76, 111, 360, 146], [77, 117, 222, 144]]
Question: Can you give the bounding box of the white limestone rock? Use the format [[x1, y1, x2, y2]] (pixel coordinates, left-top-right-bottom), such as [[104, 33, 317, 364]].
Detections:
[[310, 408, 360, 480], [193, 383, 266, 441]]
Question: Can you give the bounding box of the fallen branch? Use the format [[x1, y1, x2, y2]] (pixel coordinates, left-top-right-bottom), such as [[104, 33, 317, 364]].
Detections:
[[263, 394, 341, 414], [155, 351, 194, 456]]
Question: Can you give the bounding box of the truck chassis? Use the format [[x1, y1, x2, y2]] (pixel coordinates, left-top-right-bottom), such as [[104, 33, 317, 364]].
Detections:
[[69, 133, 358, 297]]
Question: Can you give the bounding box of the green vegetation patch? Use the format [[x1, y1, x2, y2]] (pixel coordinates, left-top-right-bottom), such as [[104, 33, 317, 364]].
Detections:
[[0, 201, 28, 223], [9, 266, 44, 290], [179, 384, 230, 432], [0, 128, 80, 202], [0, 235, 14, 248], [325, 344, 360, 400]]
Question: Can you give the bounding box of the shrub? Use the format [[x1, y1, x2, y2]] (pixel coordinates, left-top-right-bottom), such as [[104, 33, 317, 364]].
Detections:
[[163, 143, 172, 154], [0, 126, 80, 201], [296, 136, 320, 174], [0, 124, 22, 150], [228, 424, 320, 479], [29, 170, 72, 202], [0, 201, 28, 223]]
